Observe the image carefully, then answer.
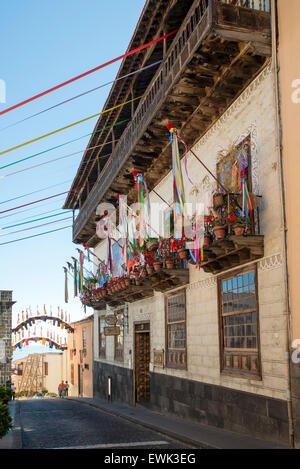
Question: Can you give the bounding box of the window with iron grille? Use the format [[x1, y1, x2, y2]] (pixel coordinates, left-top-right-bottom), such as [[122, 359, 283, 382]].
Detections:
[[99, 317, 106, 359], [166, 290, 187, 369], [218, 267, 261, 378]]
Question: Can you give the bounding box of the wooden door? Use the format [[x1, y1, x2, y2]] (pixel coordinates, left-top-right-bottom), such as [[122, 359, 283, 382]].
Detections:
[[134, 326, 150, 403]]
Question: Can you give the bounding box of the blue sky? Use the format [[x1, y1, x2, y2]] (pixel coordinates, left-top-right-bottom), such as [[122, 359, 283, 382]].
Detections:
[[0, 0, 145, 359]]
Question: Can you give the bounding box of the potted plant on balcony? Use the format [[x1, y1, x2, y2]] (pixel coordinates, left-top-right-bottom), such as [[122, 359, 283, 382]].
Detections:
[[164, 253, 176, 269], [153, 257, 162, 272], [140, 267, 147, 278], [205, 214, 227, 240], [124, 276, 131, 287], [171, 237, 187, 259], [226, 209, 251, 236]]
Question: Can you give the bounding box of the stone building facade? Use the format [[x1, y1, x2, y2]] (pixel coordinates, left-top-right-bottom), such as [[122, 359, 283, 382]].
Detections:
[[0, 290, 15, 386], [91, 64, 291, 444], [13, 352, 68, 395], [64, 0, 297, 446]]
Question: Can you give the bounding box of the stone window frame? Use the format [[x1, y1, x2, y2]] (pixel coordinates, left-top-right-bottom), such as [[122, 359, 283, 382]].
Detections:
[[114, 326, 124, 363], [165, 289, 187, 370], [218, 265, 262, 380]]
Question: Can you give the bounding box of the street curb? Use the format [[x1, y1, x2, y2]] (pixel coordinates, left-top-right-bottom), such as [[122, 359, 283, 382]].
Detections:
[[67, 398, 218, 449]]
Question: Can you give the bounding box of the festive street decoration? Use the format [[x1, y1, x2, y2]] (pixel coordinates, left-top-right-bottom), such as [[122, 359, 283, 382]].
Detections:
[[12, 337, 67, 352]]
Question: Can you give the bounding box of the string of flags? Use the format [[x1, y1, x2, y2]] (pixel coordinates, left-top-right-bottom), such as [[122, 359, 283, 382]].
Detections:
[[12, 305, 73, 351]]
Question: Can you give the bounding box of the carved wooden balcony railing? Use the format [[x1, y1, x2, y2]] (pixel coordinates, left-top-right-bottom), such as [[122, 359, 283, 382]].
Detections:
[[87, 258, 190, 310], [73, 0, 271, 245]]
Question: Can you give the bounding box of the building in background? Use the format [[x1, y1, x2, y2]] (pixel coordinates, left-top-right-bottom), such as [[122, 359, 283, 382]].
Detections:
[[0, 290, 15, 386], [12, 351, 68, 395], [63, 0, 300, 447], [67, 316, 93, 397]]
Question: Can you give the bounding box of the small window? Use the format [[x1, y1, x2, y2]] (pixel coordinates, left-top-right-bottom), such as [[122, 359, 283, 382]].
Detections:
[[44, 362, 48, 376], [166, 290, 187, 369]]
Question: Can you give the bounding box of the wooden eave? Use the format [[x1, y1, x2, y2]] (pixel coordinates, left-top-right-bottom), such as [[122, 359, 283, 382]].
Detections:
[[64, 0, 195, 210], [70, 0, 271, 246]]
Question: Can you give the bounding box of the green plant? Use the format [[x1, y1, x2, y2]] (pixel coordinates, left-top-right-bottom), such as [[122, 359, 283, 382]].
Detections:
[[205, 214, 226, 229], [226, 208, 251, 227], [0, 402, 12, 439], [0, 386, 13, 403], [41, 389, 48, 395]]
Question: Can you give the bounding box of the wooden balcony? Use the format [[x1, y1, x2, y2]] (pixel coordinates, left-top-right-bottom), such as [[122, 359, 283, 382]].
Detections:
[[73, 0, 271, 246], [201, 234, 264, 274]]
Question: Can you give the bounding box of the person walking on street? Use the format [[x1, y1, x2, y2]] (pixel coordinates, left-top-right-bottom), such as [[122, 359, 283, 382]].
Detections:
[[64, 381, 69, 397], [58, 381, 65, 398], [11, 383, 16, 400]]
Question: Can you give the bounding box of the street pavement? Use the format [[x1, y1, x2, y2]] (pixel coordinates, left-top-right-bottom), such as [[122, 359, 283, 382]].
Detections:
[[0, 398, 196, 450]]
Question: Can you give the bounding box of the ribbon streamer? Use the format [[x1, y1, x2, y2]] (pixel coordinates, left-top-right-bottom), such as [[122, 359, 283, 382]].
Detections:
[[0, 60, 162, 132], [0, 30, 177, 116], [0, 97, 142, 157]]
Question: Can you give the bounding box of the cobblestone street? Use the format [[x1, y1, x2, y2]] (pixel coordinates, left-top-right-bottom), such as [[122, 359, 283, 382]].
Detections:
[[18, 398, 195, 449]]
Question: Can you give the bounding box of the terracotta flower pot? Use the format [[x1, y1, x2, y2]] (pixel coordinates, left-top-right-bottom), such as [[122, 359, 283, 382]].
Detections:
[[153, 262, 161, 272], [125, 278, 131, 287], [166, 261, 174, 269], [213, 226, 226, 240], [141, 269, 147, 278], [233, 225, 245, 236], [203, 234, 211, 247], [178, 248, 188, 259], [135, 278, 141, 286], [146, 265, 154, 275]]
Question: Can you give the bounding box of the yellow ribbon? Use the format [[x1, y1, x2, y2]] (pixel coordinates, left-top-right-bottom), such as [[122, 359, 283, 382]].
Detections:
[[0, 96, 143, 157]]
